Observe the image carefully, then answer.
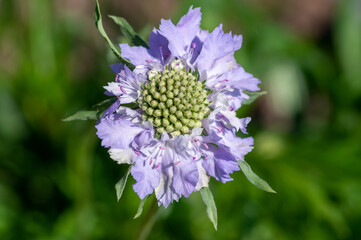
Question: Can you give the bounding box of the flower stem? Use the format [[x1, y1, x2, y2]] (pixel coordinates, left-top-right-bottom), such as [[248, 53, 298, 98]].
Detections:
[[136, 197, 159, 240]]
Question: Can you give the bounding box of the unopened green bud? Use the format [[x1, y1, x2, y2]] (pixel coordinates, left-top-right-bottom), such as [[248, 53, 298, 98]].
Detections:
[[153, 92, 161, 99], [159, 81, 166, 87], [174, 81, 181, 88], [166, 91, 174, 99], [173, 75, 180, 81], [178, 104, 185, 111], [169, 115, 177, 123], [188, 120, 195, 128], [163, 109, 170, 118], [171, 131, 181, 137], [192, 112, 199, 119], [167, 79, 174, 85], [154, 109, 162, 117], [181, 126, 189, 134], [178, 92, 185, 98], [181, 118, 189, 125], [157, 127, 165, 134], [174, 122, 182, 130], [160, 95, 167, 102], [158, 102, 166, 109], [150, 100, 159, 108], [190, 98, 197, 105], [166, 99, 173, 108], [166, 125, 174, 132], [173, 88, 179, 96], [154, 118, 162, 127], [146, 108, 154, 115], [145, 95, 152, 103], [179, 86, 186, 92], [175, 111, 183, 119], [160, 86, 167, 93], [173, 98, 181, 105], [193, 105, 200, 112], [162, 118, 170, 126], [195, 120, 202, 128], [148, 117, 154, 124], [184, 111, 192, 118], [170, 106, 177, 114], [161, 75, 168, 81], [141, 114, 148, 121]]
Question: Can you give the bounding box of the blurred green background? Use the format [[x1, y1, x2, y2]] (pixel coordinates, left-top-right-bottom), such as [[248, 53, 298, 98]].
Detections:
[[1, 0, 361, 239]]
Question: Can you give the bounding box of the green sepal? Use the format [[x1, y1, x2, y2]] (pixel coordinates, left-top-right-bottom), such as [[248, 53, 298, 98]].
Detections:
[[134, 195, 150, 219], [200, 187, 218, 230], [115, 165, 132, 201], [94, 0, 134, 69], [108, 15, 148, 48], [62, 110, 103, 121], [238, 160, 276, 193], [242, 91, 267, 105]]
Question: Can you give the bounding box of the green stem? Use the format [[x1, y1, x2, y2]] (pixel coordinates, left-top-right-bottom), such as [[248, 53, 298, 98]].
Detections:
[[136, 197, 160, 240]]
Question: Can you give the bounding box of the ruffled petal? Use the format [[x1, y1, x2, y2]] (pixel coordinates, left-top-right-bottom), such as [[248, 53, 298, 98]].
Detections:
[[108, 148, 135, 164], [148, 29, 171, 64], [213, 67, 261, 91], [201, 144, 240, 183], [196, 24, 242, 80], [119, 44, 154, 66], [95, 116, 145, 149], [131, 155, 161, 199], [159, 6, 201, 57]]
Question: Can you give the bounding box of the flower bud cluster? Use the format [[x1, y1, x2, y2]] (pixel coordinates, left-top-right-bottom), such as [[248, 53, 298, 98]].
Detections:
[[138, 67, 210, 137]]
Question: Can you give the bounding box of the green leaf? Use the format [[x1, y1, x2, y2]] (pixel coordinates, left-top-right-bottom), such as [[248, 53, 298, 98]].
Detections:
[[108, 15, 148, 48], [62, 110, 102, 121], [115, 165, 132, 201], [94, 0, 134, 69], [242, 91, 267, 105], [200, 187, 218, 230], [238, 160, 276, 193], [134, 195, 150, 219]]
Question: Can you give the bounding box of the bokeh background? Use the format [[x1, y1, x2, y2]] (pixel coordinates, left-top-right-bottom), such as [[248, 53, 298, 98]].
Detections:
[[1, 0, 361, 239]]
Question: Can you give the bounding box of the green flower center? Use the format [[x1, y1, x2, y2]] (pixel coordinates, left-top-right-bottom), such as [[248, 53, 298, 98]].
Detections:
[[137, 67, 210, 137]]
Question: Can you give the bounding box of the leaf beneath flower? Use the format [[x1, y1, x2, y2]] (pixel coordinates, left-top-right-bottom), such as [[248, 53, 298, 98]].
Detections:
[[134, 195, 150, 219], [115, 165, 132, 201], [94, 0, 134, 69], [62, 110, 102, 121], [200, 187, 218, 230], [108, 15, 148, 48], [238, 160, 276, 193], [242, 91, 267, 105]]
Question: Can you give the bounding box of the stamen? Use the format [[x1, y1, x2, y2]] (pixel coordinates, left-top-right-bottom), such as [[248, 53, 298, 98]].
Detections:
[[203, 143, 209, 149], [120, 86, 127, 94], [149, 157, 153, 165], [174, 161, 181, 166], [155, 163, 161, 169]]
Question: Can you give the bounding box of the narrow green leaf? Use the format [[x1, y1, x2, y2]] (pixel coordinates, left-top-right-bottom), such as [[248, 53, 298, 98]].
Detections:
[[242, 91, 267, 105], [108, 15, 148, 48], [115, 165, 132, 201], [200, 187, 218, 230], [62, 110, 102, 122], [238, 160, 276, 193], [134, 195, 150, 219], [94, 0, 134, 69]]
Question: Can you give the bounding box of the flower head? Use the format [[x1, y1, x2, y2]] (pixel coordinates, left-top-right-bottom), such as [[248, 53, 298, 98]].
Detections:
[[96, 6, 260, 208]]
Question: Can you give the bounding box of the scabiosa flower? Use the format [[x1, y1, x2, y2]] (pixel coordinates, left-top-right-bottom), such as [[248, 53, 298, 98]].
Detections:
[[96, 6, 260, 208]]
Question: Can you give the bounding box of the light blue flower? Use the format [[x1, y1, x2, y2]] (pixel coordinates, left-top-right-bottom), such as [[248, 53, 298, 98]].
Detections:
[[96, 6, 260, 208]]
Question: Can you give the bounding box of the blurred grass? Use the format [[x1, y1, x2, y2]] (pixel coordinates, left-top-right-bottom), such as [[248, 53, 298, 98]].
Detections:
[[0, 0, 361, 239]]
